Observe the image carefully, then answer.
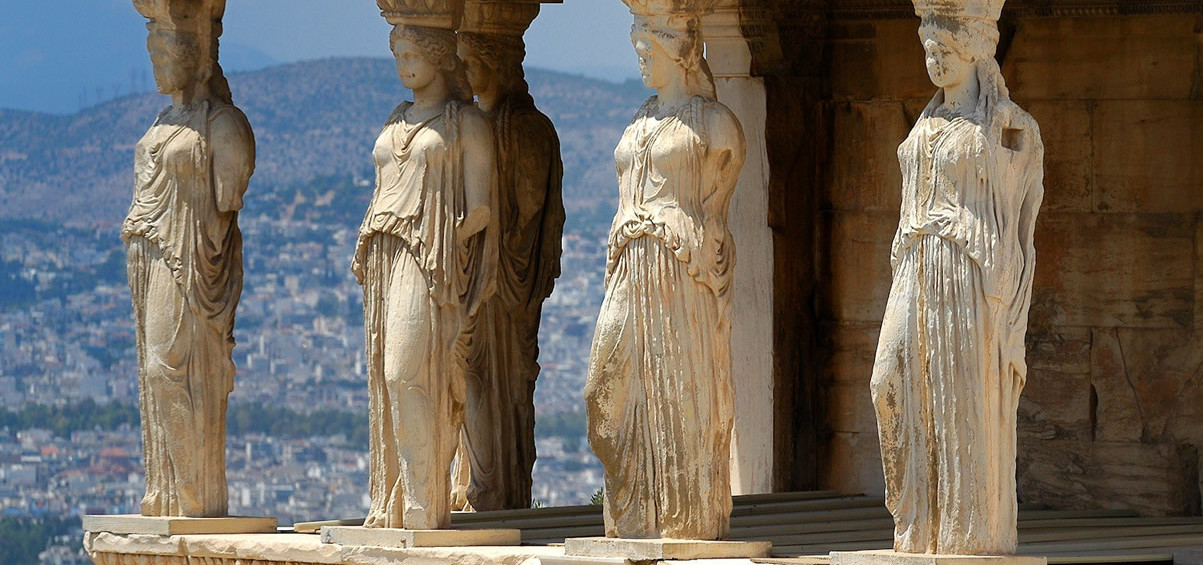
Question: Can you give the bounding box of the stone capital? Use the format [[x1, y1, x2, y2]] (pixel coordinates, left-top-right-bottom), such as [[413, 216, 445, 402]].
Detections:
[[701, 3, 773, 78], [378, 0, 464, 29], [462, 0, 542, 36]]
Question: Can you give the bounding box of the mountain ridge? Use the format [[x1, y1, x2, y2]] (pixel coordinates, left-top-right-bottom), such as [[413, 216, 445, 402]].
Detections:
[[0, 57, 649, 229]]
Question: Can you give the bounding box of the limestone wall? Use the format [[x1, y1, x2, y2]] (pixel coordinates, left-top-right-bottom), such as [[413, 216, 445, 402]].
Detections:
[[818, 14, 1203, 515]]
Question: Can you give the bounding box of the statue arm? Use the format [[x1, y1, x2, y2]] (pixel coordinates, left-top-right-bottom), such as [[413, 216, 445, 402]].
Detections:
[[698, 103, 746, 295], [708, 104, 747, 196], [515, 116, 565, 303], [460, 110, 495, 243], [211, 108, 255, 214], [512, 117, 554, 225], [1006, 113, 1045, 386]]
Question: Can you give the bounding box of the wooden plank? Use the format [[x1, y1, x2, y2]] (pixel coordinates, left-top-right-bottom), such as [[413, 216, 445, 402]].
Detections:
[[1019, 509, 1139, 521], [452, 491, 853, 525], [1045, 552, 1174, 564], [1020, 524, 1203, 543], [457, 505, 1135, 535], [771, 538, 893, 555], [730, 518, 897, 538], [733, 497, 888, 517], [456, 513, 605, 530], [734, 491, 849, 504], [1018, 534, 1203, 554], [749, 528, 896, 546], [749, 555, 1173, 565], [1018, 517, 1203, 530], [736, 507, 893, 528], [752, 557, 830, 565], [452, 504, 600, 523], [517, 526, 605, 541]]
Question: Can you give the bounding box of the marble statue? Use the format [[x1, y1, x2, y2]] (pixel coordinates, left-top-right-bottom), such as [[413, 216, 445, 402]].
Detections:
[[123, 0, 254, 518], [352, 0, 497, 531], [450, 0, 565, 513], [584, 0, 746, 540], [869, 0, 1044, 555]]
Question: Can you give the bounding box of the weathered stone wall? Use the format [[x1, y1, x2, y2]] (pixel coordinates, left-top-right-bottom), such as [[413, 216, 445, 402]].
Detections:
[[817, 14, 1203, 515]]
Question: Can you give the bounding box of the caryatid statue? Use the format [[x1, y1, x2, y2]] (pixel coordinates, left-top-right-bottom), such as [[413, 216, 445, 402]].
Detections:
[[869, 0, 1044, 555], [352, 0, 497, 530], [584, 0, 746, 540], [451, 0, 565, 512], [124, 0, 254, 518]]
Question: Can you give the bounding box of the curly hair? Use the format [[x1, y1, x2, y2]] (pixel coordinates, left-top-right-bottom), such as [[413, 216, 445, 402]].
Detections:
[[458, 32, 528, 94], [391, 24, 473, 102]]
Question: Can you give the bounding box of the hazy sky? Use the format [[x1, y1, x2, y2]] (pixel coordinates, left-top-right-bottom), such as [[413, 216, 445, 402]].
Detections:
[[0, 0, 637, 115]]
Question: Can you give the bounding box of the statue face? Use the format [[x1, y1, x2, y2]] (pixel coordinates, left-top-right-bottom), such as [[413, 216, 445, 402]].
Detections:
[[147, 32, 197, 96], [632, 32, 673, 90], [919, 22, 975, 89], [458, 43, 496, 99], [392, 37, 438, 91]]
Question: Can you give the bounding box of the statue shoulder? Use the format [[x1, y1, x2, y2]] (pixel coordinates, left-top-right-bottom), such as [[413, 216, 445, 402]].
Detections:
[[996, 99, 1044, 154], [208, 103, 254, 149], [384, 102, 412, 127], [457, 103, 492, 133], [510, 105, 559, 139], [998, 100, 1040, 136], [701, 98, 745, 154], [632, 96, 659, 120], [453, 103, 494, 157]]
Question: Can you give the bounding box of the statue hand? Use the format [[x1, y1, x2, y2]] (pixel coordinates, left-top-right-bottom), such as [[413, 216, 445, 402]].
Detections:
[[458, 205, 491, 245]]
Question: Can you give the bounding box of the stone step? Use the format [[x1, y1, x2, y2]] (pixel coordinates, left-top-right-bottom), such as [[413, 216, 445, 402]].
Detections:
[[752, 551, 1176, 565], [769, 529, 1203, 559], [1018, 533, 1203, 554], [730, 518, 897, 539], [452, 490, 849, 524], [1020, 523, 1203, 543], [1018, 516, 1203, 530], [742, 522, 1203, 550], [464, 505, 1137, 544]]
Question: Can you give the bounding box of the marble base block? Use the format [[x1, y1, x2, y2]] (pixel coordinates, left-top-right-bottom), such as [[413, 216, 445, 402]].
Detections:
[[319, 525, 521, 548], [564, 537, 772, 560], [830, 550, 1048, 565], [81, 515, 278, 536]]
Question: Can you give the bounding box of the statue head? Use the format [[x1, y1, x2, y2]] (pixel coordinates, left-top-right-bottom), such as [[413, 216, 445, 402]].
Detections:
[[458, 1, 538, 103], [630, 14, 715, 99], [147, 30, 202, 96], [458, 32, 526, 100], [133, 0, 231, 104], [912, 0, 1004, 90], [390, 24, 473, 102]]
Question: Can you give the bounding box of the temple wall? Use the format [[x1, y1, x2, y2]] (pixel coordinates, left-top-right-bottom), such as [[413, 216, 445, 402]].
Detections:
[[816, 13, 1203, 515]]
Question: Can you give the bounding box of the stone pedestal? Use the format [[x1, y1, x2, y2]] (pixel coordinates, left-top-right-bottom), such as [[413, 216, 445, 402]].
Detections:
[[320, 526, 521, 548], [831, 550, 1048, 565], [84, 531, 563, 565], [81, 515, 277, 536], [564, 537, 771, 561]]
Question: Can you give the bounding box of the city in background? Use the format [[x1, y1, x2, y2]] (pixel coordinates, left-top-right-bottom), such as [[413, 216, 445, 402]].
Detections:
[[0, 50, 649, 564]]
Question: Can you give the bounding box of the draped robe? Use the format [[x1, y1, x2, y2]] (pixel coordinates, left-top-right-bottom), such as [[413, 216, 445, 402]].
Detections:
[[453, 92, 565, 511], [354, 100, 496, 530], [585, 96, 744, 540], [122, 100, 253, 517], [870, 90, 1044, 555]]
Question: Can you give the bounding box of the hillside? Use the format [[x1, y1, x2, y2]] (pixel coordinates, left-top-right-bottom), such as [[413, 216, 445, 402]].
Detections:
[[0, 58, 650, 228]]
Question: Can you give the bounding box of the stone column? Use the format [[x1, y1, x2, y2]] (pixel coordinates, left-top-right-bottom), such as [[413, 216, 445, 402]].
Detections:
[[82, 0, 278, 538], [451, 0, 566, 512], [702, 1, 775, 496]]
